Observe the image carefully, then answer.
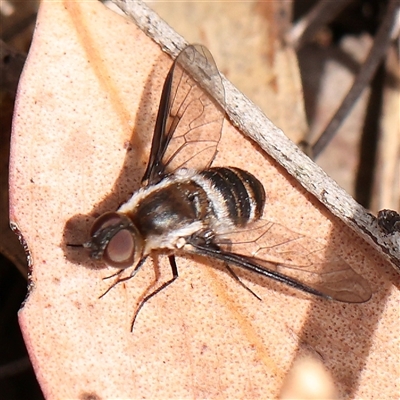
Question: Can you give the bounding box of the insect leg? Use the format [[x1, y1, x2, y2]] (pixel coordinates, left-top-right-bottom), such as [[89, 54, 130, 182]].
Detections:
[[131, 255, 179, 330], [99, 256, 149, 299], [203, 236, 262, 301], [103, 269, 124, 280], [224, 263, 262, 301]]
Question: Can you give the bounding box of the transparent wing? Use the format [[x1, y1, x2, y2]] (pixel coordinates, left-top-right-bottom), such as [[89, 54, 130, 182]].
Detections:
[[190, 220, 372, 303], [142, 44, 225, 186]]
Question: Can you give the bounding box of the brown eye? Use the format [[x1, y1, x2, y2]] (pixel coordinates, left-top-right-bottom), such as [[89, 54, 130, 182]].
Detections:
[[103, 228, 135, 268], [90, 212, 121, 237], [89, 212, 141, 268]]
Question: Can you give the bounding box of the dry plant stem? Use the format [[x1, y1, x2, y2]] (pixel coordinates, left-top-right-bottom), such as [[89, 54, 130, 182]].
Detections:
[[286, 0, 352, 50], [112, 0, 399, 269], [312, 0, 400, 157]]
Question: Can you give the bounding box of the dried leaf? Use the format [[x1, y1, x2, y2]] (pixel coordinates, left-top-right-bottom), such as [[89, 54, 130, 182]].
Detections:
[[9, 1, 399, 398]]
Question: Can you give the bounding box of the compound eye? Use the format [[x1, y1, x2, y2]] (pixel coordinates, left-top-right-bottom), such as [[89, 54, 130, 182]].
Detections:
[[90, 212, 121, 236], [90, 212, 137, 268], [104, 228, 135, 268]]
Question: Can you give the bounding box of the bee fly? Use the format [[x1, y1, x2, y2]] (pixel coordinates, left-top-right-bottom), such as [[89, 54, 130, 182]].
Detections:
[[71, 45, 371, 329]]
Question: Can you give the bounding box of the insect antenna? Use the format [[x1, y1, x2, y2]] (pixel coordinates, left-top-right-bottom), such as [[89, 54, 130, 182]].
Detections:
[[66, 243, 84, 248]]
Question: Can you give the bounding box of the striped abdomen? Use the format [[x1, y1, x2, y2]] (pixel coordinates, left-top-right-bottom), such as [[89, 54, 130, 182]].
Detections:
[[192, 167, 266, 228]]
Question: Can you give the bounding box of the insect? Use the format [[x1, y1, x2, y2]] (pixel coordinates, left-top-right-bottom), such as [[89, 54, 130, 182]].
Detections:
[[74, 44, 371, 329], [377, 209, 400, 234]]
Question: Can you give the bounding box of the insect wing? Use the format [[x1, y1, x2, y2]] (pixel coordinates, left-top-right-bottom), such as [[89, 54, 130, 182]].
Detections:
[[196, 220, 372, 303], [142, 45, 225, 185]]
